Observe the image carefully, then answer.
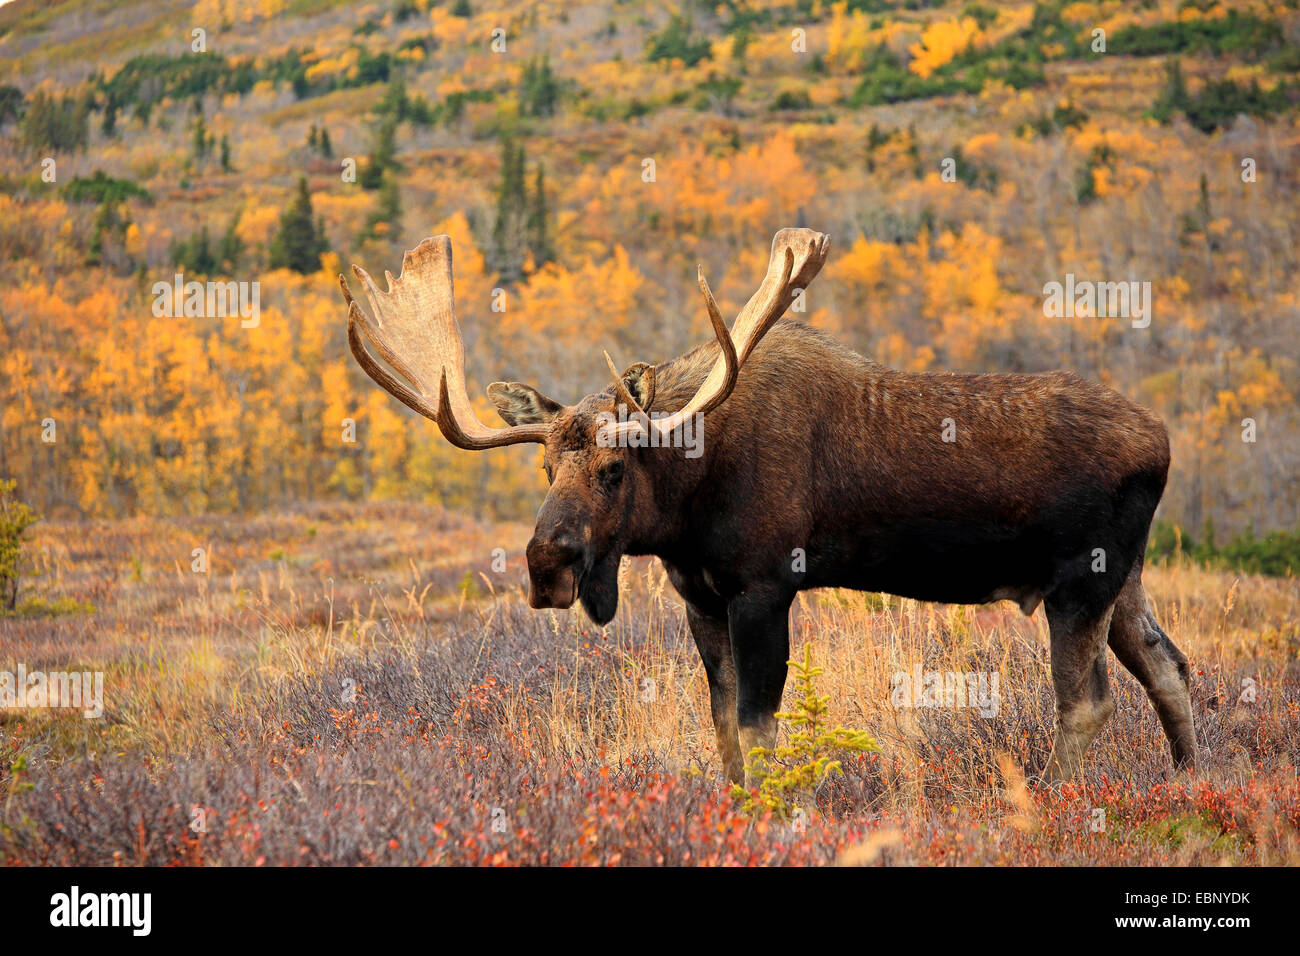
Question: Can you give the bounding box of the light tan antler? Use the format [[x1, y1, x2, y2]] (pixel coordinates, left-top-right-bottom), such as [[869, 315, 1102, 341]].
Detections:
[[340, 236, 549, 449], [602, 263, 739, 420], [609, 227, 830, 439]]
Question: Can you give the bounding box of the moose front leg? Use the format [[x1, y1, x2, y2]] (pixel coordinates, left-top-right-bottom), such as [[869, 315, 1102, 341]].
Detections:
[[685, 605, 744, 785], [728, 585, 793, 788]]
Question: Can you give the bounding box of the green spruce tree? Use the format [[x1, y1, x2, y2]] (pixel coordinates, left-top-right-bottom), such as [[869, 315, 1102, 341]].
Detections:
[[269, 176, 329, 274], [491, 138, 528, 282], [363, 172, 402, 240], [361, 115, 399, 190], [527, 163, 553, 267]]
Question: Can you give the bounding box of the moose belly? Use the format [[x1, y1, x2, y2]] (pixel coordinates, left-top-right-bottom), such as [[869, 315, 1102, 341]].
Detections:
[[817, 516, 1059, 611]]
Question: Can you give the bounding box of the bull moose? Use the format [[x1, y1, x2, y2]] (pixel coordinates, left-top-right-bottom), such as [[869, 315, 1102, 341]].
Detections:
[[339, 227, 1196, 786]]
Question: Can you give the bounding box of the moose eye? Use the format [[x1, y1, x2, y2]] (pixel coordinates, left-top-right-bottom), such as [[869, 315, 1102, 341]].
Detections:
[[599, 459, 625, 487]]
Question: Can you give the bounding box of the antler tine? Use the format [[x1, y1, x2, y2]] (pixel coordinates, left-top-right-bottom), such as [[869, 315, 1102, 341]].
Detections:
[[604, 350, 646, 417], [435, 368, 549, 450], [736, 245, 793, 366], [692, 265, 739, 416]]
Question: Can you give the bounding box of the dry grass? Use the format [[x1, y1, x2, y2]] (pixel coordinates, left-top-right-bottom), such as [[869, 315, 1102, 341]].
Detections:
[[1, 502, 1297, 865]]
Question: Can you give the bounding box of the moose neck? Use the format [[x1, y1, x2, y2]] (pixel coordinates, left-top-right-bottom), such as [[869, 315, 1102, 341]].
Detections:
[[613, 340, 724, 558], [619, 441, 712, 559]]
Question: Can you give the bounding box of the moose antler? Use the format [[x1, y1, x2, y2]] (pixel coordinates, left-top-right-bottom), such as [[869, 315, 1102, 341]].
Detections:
[[340, 236, 549, 449], [602, 264, 738, 420], [609, 227, 830, 440], [344, 228, 830, 451]]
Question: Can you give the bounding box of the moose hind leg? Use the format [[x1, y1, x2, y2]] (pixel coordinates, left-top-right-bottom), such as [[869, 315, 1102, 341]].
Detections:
[[685, 604, 744, 785], [1042, 602, 1116, 783], [1107, 567, 1197, 771]]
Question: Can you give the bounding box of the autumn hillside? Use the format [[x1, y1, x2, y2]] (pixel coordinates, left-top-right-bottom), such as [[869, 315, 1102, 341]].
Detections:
[[0, 0, 1297, 544]]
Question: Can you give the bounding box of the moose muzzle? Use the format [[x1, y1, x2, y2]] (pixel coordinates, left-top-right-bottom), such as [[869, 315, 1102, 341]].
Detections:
[[525, 534, 583, 609]]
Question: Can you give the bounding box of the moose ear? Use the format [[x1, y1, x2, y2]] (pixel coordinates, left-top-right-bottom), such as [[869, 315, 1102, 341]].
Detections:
[[487, 382, 564, 426], [620, 362, 656, 410]]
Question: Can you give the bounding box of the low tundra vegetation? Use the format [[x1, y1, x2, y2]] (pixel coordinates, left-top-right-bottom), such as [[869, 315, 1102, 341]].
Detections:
[[1, 503, 1296, 865]]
